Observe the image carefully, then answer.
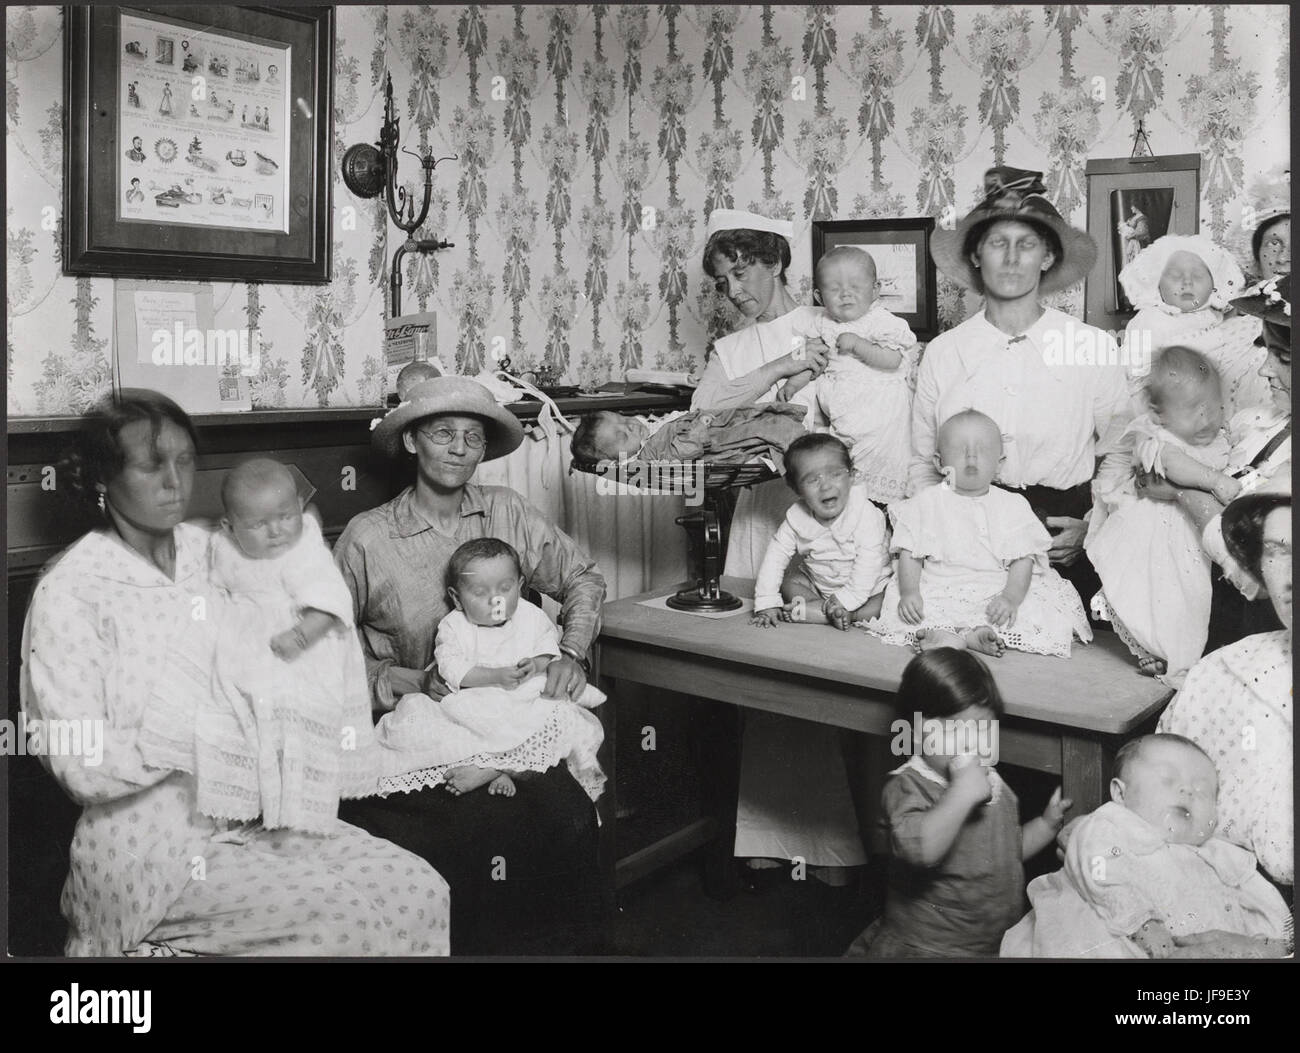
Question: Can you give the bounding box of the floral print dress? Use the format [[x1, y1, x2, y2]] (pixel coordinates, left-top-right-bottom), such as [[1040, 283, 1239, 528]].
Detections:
[[21, 523, 450, 956]]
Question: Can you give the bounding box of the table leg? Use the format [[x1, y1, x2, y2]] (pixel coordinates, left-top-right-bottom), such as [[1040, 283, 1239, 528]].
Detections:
[[594, 653, 618, 894], [1061, 735, 1113, 816], [698, 701, 742, 900]]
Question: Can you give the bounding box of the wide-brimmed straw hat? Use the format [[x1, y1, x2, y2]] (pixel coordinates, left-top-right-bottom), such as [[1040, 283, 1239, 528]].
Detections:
[[370, 376, 524, 460], [1231, 272, 1291, 328], [931, 166, 1098, 296]]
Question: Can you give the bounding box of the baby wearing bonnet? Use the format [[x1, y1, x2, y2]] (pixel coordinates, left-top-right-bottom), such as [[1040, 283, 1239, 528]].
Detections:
[[1119, 233, 1271, 421]]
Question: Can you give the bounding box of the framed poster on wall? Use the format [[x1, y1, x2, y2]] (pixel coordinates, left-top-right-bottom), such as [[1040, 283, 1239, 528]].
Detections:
[[64, 5, 334, 284], [1083, 154, 1202, 332]]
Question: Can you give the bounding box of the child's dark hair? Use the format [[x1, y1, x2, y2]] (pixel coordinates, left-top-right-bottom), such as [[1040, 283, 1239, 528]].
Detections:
[[445, 537, 523, 592], [62, 388, 199, 518], [1145, 345, 1220, 412], [1113, 733, 1212, 785], [570, 411, 618, 466], [783, 432, 853, 489], [895, 648, 1005, 722], [702, 228, 792, 286]]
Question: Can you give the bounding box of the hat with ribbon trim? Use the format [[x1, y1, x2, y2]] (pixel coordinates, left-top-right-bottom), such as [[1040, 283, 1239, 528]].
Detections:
[[931, 166, 1098, 296]]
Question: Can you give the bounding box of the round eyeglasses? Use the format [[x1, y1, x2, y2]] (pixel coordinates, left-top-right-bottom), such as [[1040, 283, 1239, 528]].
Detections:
[[418, 426, 487, 449]]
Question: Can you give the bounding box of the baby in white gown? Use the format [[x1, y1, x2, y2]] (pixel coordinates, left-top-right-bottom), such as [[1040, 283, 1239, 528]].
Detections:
[[1086, 347, 1242, 682], [1119, 234, 1269, 420], [374, 538, 605, 800], [1002, 734, 1290, 959], [864, 410, 1092, 658], [142, 458, 380, 833], [781, 245, 918, 506]]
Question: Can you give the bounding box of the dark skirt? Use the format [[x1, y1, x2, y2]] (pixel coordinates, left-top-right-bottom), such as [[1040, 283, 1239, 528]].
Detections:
[[1017, 482, 1104, 624], [1204, 567, 1284, 654], [339, 764, 605, 955]]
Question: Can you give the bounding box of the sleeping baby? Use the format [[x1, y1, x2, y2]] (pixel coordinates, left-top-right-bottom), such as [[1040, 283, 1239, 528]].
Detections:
[[1001, 734, 1291, 958], [570, 403, 808, 471]]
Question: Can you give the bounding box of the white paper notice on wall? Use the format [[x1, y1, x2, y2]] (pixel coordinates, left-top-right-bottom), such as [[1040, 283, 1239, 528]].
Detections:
[[114, 281, 252, 413]]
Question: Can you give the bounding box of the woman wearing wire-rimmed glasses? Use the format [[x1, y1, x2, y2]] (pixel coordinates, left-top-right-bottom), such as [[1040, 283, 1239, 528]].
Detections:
[[334, 376, 608, 955]]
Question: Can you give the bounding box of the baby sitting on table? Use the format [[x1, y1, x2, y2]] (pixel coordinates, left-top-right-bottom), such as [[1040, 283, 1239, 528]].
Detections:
[[1001, 734, 1292, 959], [374, 537, 606, 800], [570, 403, 808, 471]]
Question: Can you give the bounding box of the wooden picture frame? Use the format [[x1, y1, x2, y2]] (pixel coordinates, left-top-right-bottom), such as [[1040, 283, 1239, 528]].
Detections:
[[1083, 153, 1202, 332], [63, 5, 333, 284]]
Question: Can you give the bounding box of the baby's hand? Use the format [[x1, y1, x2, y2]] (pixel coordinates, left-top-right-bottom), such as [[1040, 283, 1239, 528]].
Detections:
[[984, 592, 1019, 628], [500, 660, 535, 688], [751, 607, 782, 628], [898, 592, 925, 625], [1041, 787, 1073, 832], [270, 628, 306, 661], [1211, 475, 1242, 505], [948, 754, 993, 807]]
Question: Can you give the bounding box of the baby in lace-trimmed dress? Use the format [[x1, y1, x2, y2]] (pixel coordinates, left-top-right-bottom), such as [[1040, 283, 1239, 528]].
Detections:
[[1118, 234, 1269, 420], [1085, 347, 1241, 682], [863, 410, 1092, 658], [141, 458, 383, 833], [373, 537, 605, 801], [781, 245, 919, 506]]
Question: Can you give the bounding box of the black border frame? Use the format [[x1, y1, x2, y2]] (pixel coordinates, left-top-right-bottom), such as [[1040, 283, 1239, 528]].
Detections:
[[62, 4, 334, 284]]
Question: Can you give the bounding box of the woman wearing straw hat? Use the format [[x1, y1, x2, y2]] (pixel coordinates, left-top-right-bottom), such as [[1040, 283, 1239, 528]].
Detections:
[[914, 167, 1132, 608], [694, 209, 867, 886], [334, 376, 607, 954]]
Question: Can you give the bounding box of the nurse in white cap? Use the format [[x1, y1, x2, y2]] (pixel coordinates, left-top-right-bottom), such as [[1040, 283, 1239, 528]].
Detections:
[[694, 209, 867, 882]]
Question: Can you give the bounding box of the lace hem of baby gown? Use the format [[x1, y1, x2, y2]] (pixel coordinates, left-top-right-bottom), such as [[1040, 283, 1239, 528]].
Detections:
[[378, 707, 606, 802], [860, 576, 1092, 659]]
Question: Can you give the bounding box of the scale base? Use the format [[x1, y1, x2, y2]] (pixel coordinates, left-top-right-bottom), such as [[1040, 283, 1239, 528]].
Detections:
[[666, 587, 743, 613]]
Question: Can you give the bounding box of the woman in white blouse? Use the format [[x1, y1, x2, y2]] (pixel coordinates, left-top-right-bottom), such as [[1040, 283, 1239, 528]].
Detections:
[[914, 166, 1131, 607]]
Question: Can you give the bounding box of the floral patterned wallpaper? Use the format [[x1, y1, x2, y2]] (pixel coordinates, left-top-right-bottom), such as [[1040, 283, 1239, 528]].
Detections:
[[7, 4, 1290, 416]]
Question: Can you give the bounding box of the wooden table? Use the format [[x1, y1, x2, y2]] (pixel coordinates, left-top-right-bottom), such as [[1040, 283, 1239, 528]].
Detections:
[[594, 577, 1174, 890]]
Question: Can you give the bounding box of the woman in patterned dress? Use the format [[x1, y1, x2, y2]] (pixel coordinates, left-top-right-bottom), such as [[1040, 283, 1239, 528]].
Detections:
[[21, 389, 451, 956], [1156, 492, 1292, 892]]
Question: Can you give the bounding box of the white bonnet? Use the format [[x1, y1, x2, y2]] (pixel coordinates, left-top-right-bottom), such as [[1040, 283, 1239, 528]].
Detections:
[[1118, 234, 1246, 312]]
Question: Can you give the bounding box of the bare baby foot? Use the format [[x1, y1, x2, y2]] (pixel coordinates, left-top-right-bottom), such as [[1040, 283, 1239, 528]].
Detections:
[[1137, 655, 1166, 677], [964, 625, 1005, 658], [913, 627, 968, 653], [488, 773, 517, 797], [444, 765, 500, 796]]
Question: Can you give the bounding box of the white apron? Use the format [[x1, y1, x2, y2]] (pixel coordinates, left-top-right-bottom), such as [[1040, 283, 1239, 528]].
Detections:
[[706, 309, 868, 867]]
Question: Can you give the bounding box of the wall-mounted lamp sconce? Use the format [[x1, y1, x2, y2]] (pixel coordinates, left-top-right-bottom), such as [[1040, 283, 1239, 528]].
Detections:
[[341, 73, 457, 316]]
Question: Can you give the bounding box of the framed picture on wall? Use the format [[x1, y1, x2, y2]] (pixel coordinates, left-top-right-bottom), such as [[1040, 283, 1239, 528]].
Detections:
[[1084, 154, 1201, 332], [810, 218, 939, 340], [64, 5, 334, 284]]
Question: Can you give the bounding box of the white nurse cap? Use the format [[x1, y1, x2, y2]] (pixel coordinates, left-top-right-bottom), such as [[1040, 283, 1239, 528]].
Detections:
[[705, 208, 794, 241]]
